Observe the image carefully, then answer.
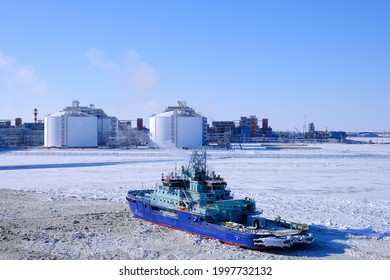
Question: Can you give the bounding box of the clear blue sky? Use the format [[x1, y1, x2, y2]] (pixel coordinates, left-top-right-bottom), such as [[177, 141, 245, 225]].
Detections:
[[1, 0, 389, 131]]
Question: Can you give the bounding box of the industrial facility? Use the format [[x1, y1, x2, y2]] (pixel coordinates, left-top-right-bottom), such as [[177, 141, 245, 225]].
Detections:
[[106, 118, 149, 148], [149, 101, 207, 148], [0, 110, 44, 147], [43, 100, 149, 148], [44, 109, 98, 148], [1, 99, 361, 149], [62, 101, 118, 146], [207, 116, 273, 146]]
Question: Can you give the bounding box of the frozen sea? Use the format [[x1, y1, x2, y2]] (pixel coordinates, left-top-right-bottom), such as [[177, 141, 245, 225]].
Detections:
[[1, 143, 390, 259]]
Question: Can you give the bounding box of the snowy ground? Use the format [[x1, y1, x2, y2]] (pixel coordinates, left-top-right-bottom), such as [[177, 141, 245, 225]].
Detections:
[[1, 143, 390, 259]]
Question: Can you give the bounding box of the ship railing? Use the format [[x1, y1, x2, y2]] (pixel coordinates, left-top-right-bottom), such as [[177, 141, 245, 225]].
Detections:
[[274, 216, 309, 231], [222, 221, 271, 234], [206, 178, 225, 182], [128, 189, 152, 197]]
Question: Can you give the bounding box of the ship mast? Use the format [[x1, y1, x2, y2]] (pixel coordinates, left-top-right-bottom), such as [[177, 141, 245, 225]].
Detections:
[[187, 148, 207, 180]]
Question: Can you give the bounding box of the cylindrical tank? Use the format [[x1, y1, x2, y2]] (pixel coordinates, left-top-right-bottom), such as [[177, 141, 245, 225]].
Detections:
[[175, 114, 203, 148], [44, 113, 62, 147], [149, 110, 204, 148], [149, 111, 174, 148], [44, 111, 97, 148]]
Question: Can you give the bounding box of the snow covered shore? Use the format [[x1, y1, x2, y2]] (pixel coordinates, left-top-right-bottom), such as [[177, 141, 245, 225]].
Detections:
[[1, 144, 390, 259]]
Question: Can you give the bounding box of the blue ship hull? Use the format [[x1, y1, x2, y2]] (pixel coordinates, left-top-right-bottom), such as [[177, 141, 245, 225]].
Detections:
[[126, 191, 313, 249], [126, 195, 261, 249]]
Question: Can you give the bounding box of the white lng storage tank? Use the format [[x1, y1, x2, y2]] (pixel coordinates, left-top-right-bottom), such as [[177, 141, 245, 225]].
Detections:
[[149, 101, 206, 148], [44, 110, 97, 148]]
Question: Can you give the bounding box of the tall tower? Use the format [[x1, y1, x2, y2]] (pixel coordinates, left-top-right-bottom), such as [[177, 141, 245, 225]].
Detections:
[[34, 108, 38, 129], [262, 118, 268, 136]]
